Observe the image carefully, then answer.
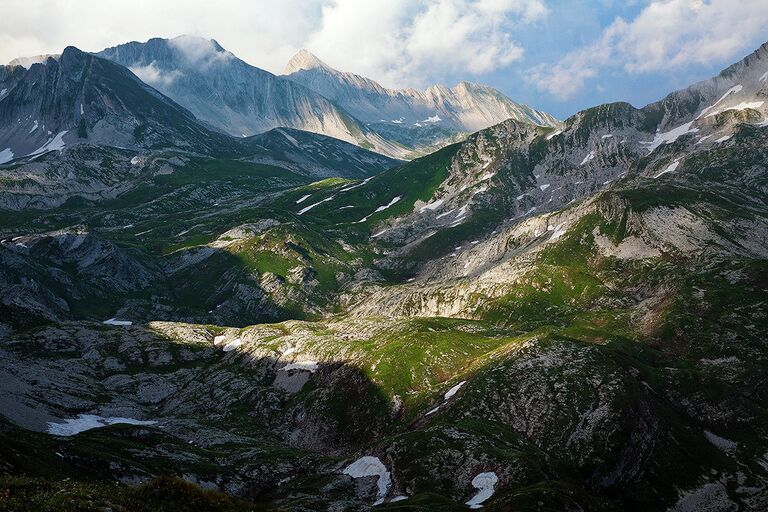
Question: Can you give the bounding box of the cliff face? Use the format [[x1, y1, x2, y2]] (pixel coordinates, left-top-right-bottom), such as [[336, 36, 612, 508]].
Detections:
[[284, 49, 560, 132]]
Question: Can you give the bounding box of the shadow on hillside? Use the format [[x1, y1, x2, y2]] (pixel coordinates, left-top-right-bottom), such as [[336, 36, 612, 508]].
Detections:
[[0, 321, 392, 505], [0, 232, 318, 330]]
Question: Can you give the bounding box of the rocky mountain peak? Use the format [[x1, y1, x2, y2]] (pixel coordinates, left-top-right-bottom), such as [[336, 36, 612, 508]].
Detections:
[[284, 49, 331, 74], [7, 53, 60, 68]]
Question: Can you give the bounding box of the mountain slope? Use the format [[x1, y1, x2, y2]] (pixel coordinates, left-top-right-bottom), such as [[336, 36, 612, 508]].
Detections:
[[0, 46, 398, 209], [287, 42, 768, 266], [97, 36, 409, 158], [0, 46, 246, 162], [243, 127, 399, 178], [284, 49, 560, 132]]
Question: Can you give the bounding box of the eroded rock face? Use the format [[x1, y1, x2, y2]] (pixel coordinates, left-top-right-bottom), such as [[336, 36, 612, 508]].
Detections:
[[284, 49, 558, 133]]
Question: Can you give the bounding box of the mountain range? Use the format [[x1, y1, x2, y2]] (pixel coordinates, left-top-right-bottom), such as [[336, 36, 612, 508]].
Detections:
[[283, 49, 558, 131], [2, 36, 559, 161], [97, 36, 558, 158], [1, 33, 768, 512]]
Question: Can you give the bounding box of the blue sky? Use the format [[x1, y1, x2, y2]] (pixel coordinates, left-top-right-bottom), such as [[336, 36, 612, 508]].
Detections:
[[478, 0, 768, 118], [2, 0, 768, 120]]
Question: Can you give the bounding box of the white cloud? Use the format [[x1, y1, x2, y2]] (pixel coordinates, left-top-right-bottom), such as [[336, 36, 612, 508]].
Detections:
[[0, 0, 319, 74], [530, 0, 768, 100], [168, 35, 233, 67], [129, 62, 182, 86], [304, 0, 548, 87], [0, 0, 547, 89]]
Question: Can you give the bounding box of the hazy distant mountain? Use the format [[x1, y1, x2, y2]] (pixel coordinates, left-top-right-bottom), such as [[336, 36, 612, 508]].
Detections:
[[97, 36, 408, 158], [284, 49, 559, 132], [95, 37, 559, 159]]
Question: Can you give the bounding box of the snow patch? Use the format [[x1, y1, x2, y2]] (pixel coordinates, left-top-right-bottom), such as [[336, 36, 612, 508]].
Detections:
[[339, 177, 372, 192], [715, 135, 732, 143], [103, 318, 132, 326], [696, 84, 743, 119], [29, 120, 38, 133], [641, 122, 698, 153], [27, 130, 67, 157], [277, 128, 299, 147], [670, 482, 734, 512], [356, 196, 401, 223], [539, 184, 551, 191], [549, 223, 568, 241], [479, 172, 494, 181], [47, 414, 156, 436], [295, 194, 311, 204], [0, 148, 13, 164], [654, 160, 680, 179], [419, 198, 444, 212], [546, 129, 563, 140], [705, 101, 764, 118], [580, 151, 595, 166], [436, 208, 456, 219], [298, 195, 335, 215], [222, 338, 242, 352], [343, 456, 391, 505], [466, 472, 498, 509], [422, 115, 441, 123], [444, 381, 466, 400], [704, 431, 737, 454], [454, 204, 469, 220], [281, 361, 319, 372]]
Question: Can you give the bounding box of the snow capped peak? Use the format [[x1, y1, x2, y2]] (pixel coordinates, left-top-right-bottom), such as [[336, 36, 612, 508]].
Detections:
[[285, 49, 331, 74]]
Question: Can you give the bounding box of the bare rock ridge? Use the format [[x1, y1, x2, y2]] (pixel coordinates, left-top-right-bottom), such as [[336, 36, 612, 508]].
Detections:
[[284, 48, 560, 132], [96, 36, 409, 158], [94, 36, 559, 158]]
